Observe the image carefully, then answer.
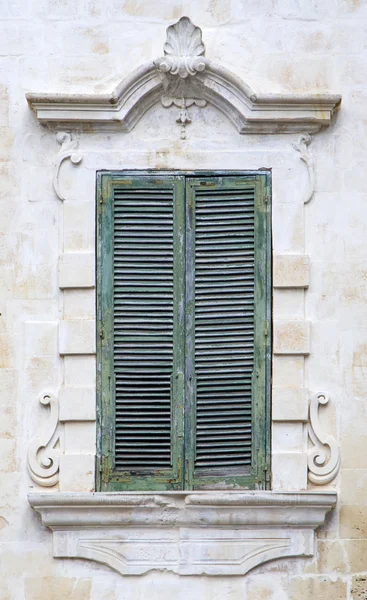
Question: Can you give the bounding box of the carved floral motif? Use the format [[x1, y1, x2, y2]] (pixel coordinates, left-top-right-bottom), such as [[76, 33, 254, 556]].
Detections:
[[308, 392, 340, 485], [27, 392, 61, 487], [53, 131, 82, 201]]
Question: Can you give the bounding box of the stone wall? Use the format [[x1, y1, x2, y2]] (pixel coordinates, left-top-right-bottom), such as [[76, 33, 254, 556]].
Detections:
[[0, 0, 367, 598]]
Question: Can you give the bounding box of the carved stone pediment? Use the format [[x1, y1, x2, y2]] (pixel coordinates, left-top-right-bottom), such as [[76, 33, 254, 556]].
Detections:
[[26, 17, 341, 136]]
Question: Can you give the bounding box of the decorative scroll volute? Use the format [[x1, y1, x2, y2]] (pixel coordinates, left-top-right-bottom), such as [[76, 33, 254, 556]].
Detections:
[[308, 392, 340, 485], [28, 392, 61, 487], [53, 131, 82, 201], [293, 134, 315, 204]]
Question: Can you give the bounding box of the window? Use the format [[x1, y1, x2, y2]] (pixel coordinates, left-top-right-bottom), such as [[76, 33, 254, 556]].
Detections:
[[96, 172, 271, 491]]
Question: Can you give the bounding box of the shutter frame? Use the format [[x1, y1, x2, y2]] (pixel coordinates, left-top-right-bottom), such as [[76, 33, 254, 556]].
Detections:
[[185, 175, 271, 490], [96, 173, 186, 491], [97, 171, 271, 492]]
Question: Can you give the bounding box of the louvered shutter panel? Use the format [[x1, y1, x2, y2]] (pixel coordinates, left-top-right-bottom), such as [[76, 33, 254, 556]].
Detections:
[[185, 176, 270, 489], [97, 174, 185, 491]]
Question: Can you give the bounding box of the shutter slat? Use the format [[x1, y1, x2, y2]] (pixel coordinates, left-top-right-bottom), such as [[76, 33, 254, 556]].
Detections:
[[113, 187, 175, 471], [193, 185, 255, 472]]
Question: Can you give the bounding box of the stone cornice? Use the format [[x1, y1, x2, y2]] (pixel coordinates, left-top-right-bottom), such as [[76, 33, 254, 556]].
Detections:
[[26, 61, 341, 134], [28, 491, 337, 576]]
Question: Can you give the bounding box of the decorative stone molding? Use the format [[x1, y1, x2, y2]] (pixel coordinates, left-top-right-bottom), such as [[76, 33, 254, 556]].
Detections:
[[155, 17, 208, 139], [155, 17, 207, 79], [53, 132, 82, 201], [28, 491, 337, 576], [293, 134, 315, 204], [26, 18, 341, 135], [27, 392, 61, 487], [308, 393, 341, 485]]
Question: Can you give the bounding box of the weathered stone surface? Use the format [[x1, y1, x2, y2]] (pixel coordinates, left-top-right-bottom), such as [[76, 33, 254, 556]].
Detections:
[[24, 577, 92, 600], [273, 255, 310, 288], [273, 321, 310, 355], [0, 0, 365, 595]]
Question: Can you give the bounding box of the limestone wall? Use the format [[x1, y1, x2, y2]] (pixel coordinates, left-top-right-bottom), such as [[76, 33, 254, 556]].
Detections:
[[0, 0, 366, 598]]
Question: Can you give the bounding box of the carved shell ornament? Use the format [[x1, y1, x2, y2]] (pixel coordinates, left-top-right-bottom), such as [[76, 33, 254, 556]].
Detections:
[[155, 17, 208, 139], [155, 16, 207, 78]]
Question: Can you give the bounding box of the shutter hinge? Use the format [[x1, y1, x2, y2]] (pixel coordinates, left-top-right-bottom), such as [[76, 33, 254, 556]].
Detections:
[[264, 465, 271, 485], [264, 320, 270, 337], [99, 328, 104, 340]]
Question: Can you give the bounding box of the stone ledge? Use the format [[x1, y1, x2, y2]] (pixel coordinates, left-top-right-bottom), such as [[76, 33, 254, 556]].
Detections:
[[28, 491, 337, 577]]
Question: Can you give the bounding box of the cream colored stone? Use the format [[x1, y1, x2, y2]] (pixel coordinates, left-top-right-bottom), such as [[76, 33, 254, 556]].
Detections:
[[59, 319, 96, 355], [273, 255, 310, 288], [272, 204, 304, 254], [272, 452, 308, 490], [273, 356, 305, 387], [0, 439, 18, 474], [63, 202, 95, 252], [64, 355, 96, 387], [272, 387, 308, 421], [288, 576, 347, 600], [345, 540, 367, 573], [352, 575, 367, 600], [24, 320, 58, 359], [341, 469, 367, 505], [63, 289, 96, 320], [272, 422, 305, 453], [64, 422, 96, 454], [59, 387, 96, 421], [340, 434, 367, 469], [24, 577, 92, 600], [340, 506, 367, 539], [273, 321, 310, 355], [59, 454, 95, 492], [59, 252, 95, 288], [273, 289, 305, 319], [304, 540, 347, 574]]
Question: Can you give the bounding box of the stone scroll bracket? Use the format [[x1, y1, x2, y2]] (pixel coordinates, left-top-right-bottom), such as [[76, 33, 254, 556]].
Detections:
[[292, 134, 315, 204], [53, 131, 83, 201], [308, 393, 341, 485], [27, 392, 61, 487]]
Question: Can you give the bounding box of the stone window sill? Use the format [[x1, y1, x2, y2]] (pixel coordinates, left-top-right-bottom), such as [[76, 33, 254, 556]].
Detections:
[[28, 490, 337, 576]]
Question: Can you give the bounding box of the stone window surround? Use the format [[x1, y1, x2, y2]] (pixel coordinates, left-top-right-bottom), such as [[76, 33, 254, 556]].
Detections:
[[25, 16, 341, 577]]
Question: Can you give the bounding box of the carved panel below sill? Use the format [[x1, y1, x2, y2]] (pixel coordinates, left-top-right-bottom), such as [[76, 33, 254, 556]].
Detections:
[[28, 491, 336, 577]]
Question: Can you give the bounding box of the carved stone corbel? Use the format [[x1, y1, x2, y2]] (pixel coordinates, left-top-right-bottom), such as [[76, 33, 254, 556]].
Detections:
[[308, 392, 340, 485], [27, 392, 61, 487], [53, 131, 82, 201], [155, 17, 208, 139], [293, 134, 315, 204]]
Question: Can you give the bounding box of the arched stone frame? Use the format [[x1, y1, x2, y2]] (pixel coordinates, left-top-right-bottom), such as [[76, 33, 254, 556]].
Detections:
[[26, 16, 341, 577]]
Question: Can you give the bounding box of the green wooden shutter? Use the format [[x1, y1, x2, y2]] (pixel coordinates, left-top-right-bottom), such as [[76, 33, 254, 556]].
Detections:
[[97, 174, 185, 491], [97, 171, 271, 492], [185, 175, 270, 489]]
